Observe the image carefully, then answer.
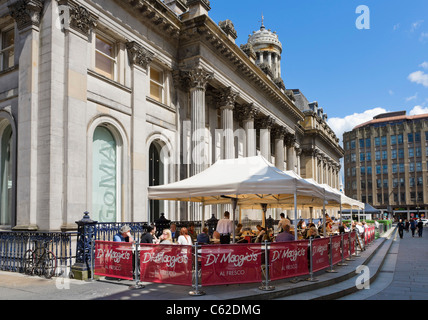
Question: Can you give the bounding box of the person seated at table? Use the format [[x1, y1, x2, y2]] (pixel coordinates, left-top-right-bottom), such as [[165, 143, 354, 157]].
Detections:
[[306, 226, 321, 239], [170, 223, 179, 242], [197, 227, 210, 245], [339, 222, 348, 234], [297, 219, 306, 230], [188, 222, 198, 242], [141, 225, 158, 244], [275, 225, 295, 242], [235, 223, 243, 237], [177, 227, 193, 245], [159, 229, 173, 244], [302, 223, 315, 239], [114, 225, 134, 244], [254, 225, 270, 243]]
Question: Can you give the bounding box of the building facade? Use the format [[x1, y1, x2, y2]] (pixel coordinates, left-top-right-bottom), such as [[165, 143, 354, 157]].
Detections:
[[0, 0, 342, 231], [343, 111, 428, 220]]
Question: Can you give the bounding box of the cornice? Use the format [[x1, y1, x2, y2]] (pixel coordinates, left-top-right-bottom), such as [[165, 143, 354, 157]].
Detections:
[[117, 0, 181, 40], [180, 15, 305, 123]]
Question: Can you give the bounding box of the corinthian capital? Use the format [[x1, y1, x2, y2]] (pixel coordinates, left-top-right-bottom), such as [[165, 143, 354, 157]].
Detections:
[[8, 0, 44, 31], [235, 103, 260, 122], [187, 66, 213, 90], [126, 41, 155, 70], [219, 87, 239, 110], [56, 0, 97, 36]]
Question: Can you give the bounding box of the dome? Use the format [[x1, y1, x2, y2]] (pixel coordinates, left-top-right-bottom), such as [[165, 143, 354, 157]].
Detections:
[[247, 24, 282, 54]]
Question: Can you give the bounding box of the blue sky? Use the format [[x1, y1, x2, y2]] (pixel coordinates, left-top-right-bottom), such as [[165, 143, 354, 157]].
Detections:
[[209, 0, 428, 140]]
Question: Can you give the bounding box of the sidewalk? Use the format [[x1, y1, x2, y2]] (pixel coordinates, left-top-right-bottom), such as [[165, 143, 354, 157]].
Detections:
[[0, 228, 396, 301], [365, 226, 428, 300]]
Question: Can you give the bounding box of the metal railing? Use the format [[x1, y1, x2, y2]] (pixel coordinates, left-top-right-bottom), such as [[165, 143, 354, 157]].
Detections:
[[0, 231, 77, 276]]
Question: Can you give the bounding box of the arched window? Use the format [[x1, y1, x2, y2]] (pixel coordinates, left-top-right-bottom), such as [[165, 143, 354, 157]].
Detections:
[[92, 126, 120, 222], [0, 124, 12, 226], [149, 141, 165, 222]]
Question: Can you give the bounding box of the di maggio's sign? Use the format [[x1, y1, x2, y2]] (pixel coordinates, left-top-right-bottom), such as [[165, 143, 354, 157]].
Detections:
[[201, 244, 262, 286], [94, 241, 134, 280]]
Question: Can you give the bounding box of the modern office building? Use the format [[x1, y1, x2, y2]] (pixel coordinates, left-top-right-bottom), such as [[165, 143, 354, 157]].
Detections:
[[0, 0, 343, 231], [343, 111, 428, 220]]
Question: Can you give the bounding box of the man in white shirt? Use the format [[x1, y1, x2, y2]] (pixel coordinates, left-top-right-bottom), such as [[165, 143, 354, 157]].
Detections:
[[216, 211, 234, 244], [277, 212, 291, 233]]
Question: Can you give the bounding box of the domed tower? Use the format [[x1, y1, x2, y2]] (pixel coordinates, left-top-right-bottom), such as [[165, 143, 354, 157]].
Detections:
[[247, 16, 283, 86]]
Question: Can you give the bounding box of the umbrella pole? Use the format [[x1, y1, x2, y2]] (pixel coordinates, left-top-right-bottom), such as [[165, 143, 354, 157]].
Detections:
[[232, 198, 238, 244], [294, 192, 298, 240]]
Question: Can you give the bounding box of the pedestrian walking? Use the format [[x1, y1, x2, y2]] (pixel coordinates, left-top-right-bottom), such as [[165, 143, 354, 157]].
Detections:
[[405, 219, 410, 233], [417, 219, 424, 238], [397, 219, 405, 239], [410, 219, 417, 237]]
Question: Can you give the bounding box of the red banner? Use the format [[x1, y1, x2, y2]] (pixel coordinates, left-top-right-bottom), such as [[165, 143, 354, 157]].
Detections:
[[331, 236, 342, 265], [139, 244, 192, 286], [342, 233, 350, 259], [350, 232, 356, 255], [94, 241, 134, 280], [311, 238, 330, 272], [201, 244, 262, 286], [269, 241, 309, 281]]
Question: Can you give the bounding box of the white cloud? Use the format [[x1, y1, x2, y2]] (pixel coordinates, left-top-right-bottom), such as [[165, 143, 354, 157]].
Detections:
[[411, 20, 424, 32], [405, 93, 418, 102], [409, 105, 428, 115], [419, 61, 428, 69], [388, 90, 394, 95], [408, 70, 428, 87], [393, 23, 400, 31], [327, 107, 389, 145], [420, 32, 428, 43]]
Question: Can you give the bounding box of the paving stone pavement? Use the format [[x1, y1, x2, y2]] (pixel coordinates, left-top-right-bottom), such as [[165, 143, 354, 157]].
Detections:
[[341, 226, 428, 300], [365, 226, 428, 300]]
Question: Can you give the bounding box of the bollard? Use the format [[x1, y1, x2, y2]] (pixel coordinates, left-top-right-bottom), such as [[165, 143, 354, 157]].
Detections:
[[338, 233, 348, 266], [129, 244, 145, 290], [326, 236, 337, 273], [346, 233, 355, 261], [189, 243, 205, 296], [259, 241, 275, 291], [306, 238, 318, 282]]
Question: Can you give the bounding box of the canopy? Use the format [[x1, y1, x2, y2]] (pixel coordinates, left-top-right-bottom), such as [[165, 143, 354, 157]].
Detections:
[[319, 183, 364, 210], [148, 155, 330, 206], [341, 203, 380, 214]]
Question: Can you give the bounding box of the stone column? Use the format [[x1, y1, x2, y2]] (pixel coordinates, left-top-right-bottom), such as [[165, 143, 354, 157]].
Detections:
[[126, 41, 155, 222], [257, 116, 275, 161], [219, 87, 239, 159], [236, 103, 259, 157], [61, 1, 97, 229], [273, 126, 286, 171], [188, 66, 213, 175], [9, 0, 44, 230], [285, 133, 296, 171]]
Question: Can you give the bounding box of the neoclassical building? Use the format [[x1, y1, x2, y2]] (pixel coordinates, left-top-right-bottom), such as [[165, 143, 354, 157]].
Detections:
[[0, 0, 343, 231]]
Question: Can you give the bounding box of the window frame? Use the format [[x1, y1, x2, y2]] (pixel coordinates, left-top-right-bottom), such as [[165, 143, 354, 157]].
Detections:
[[149, 65, 165, 104], [0, 26, 15, 72], [94, 33, 117, 80]]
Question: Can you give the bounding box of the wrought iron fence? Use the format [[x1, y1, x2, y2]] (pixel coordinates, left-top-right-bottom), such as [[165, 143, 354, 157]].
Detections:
[[0, 231, 77, 276]]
